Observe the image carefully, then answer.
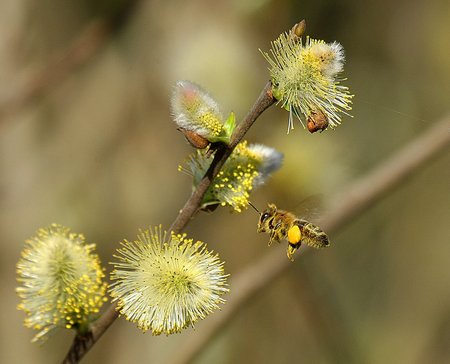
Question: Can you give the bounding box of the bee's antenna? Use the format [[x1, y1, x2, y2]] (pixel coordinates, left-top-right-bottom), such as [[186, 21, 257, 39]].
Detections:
[[248, 201, 261, 214]]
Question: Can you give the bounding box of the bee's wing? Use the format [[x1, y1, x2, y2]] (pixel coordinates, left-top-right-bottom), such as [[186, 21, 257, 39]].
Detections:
[[294, 195, 325, 223]]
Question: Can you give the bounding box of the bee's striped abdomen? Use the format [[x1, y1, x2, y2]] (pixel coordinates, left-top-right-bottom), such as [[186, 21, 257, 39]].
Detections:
[[297, 220, 330, 249]]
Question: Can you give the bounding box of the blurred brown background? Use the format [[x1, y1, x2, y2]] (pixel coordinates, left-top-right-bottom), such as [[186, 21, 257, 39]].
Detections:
[[1, 0, 449, 363]]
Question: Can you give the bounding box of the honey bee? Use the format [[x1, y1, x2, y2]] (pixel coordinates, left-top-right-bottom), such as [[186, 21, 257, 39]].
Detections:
[[250, 202, 330, 261]]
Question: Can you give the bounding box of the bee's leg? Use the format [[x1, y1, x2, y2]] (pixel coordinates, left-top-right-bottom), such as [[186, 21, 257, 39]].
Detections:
[[268, 232, 275, 246], [271, 222, 283, 246], [287, 243, 300, 261]]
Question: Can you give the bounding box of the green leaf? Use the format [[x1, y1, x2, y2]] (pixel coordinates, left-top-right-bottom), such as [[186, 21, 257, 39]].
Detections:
[[223, 112, 236, 138]]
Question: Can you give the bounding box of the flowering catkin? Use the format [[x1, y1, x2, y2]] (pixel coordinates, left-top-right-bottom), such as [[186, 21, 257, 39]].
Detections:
[[261, 30, 353, 133], [179, 141, 283, 212], [16, 224, 107, 342], [110, 226, 229, 335]]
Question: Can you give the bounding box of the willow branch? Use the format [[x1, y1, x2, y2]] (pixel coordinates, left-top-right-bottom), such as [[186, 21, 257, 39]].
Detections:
[[169, 114, 450, 364], [62, 305, 119, 364], [61, 81, 275, 363]]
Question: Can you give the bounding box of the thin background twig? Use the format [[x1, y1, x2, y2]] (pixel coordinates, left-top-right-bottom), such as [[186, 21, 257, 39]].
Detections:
[[286, 264, 361, 363], [0, 0, 142, 125], [0, 20, 108, 124]]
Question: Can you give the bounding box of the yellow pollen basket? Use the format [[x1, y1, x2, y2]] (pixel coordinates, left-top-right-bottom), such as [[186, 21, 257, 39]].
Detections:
[[287, 225, 301, 244]]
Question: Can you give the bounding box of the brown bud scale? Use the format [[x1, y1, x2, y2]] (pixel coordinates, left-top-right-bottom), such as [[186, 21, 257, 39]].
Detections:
[[178, 128, 210, 149], [307, 109, 329, 133]]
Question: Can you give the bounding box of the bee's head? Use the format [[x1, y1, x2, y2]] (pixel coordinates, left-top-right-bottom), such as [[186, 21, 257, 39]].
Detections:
[[257, 203, 277, 233]]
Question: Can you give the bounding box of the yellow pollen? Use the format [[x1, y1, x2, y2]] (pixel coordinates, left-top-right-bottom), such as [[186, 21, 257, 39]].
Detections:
[[288, 225, 301, 244]]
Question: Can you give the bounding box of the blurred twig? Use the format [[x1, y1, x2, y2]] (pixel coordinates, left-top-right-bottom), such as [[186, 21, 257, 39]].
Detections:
[[168, 114, 450, 364], [0, 20, 109, 123], [61, 82, 275, 364], [0, 0, 142, 125], [414, 306, 450, 364], [288, 265, 361, 363]]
